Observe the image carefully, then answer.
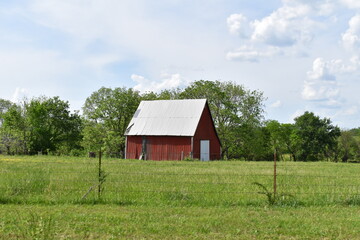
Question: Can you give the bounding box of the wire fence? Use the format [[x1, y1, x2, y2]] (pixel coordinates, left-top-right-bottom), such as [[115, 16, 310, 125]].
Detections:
[[1, 155, 360, 206]]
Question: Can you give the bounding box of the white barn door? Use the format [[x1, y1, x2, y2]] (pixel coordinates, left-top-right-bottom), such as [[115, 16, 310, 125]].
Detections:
[[200, 140, 210, 161]]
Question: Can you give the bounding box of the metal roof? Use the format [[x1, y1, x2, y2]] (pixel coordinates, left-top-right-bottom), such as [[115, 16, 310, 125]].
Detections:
[[125, 99, 207, 136]]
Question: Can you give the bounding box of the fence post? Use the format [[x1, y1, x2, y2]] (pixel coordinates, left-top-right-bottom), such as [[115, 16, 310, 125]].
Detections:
[[273, 149, 277, 200], [98, 149, 102, 199]]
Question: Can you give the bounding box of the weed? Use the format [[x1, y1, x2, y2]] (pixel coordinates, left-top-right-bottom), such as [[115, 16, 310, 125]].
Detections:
[[164, 191, 192, 202], [343, 195, 360, 205], [15, 211, 56, 240], [6, 169, 50, 196], [252, 182, 298, 206]]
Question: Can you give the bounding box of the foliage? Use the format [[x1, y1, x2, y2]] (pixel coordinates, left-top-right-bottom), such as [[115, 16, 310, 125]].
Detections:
[[82, 87, 141, 156], [264, 121, 297, 161], [292, 111, 340, 161], [1, 103, 28, 154], [0, 98, 14, 125], [25, 96, 83, 154], [337, 130, 360, 162], [2, 83, 360, 161], [179, 80, 266, 159], [0, 97, 83, 155]]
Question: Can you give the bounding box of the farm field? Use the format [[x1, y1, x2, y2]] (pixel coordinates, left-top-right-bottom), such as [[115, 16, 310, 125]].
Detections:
[[1, 155, 360, 239]]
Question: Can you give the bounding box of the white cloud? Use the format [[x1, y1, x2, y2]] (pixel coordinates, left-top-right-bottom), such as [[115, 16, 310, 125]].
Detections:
[[132, 73, 185, 93], [11, 87, 28, 103], [283, 0, 336, 16], [340, 0, 360, 9], [226, 1, 323, 62], [227, 14, 250, 37], [251, 4, 314, 47], [270, 100, 282, 108], [226, 45, 281, 62], [302, 56, 360, 106], [302, 80, 340, 102], [342, 14, 360, 51], [302, 58, 341, 105], [307, 57, 336, 81]]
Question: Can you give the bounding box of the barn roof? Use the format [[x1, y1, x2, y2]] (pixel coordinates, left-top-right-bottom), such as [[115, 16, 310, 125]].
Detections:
[[125, 99, 207, 136]]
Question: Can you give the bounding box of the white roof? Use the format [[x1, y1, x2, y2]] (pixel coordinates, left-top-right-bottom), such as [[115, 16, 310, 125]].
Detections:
[[125, 99, 207, 136]]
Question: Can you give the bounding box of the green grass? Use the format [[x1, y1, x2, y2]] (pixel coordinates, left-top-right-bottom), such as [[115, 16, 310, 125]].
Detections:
[[1, 155, 360, 239], [2, 204, 360, 239]]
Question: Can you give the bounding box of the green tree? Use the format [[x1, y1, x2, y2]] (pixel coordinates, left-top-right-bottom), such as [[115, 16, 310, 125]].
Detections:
[[82, 87, 141, 156], [0, 98, 14, 125], [1, 104, 28, 154], [264, 121, 298, 161], [25, 96, 83, 154], [179, 80, 265, 159], [337, 130, 360, 162], [265, 120, 284, 160], [293, 111, 340, 161]]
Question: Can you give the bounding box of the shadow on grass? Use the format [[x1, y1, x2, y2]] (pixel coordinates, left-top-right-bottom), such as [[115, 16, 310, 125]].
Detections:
[[343, 195, 360, 206]]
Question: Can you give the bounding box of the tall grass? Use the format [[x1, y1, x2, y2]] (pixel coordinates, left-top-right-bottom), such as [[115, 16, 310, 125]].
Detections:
[[1, 155, 360, 206]]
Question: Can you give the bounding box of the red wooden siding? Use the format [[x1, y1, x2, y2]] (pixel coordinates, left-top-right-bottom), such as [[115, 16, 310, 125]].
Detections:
[[126, 136, 191, 160], [126, 136, 142, 160], [193, 104, 221, 160]]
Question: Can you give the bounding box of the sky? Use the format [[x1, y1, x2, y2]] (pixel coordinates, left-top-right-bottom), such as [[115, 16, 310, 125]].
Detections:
[[1, 0, 360, 129]]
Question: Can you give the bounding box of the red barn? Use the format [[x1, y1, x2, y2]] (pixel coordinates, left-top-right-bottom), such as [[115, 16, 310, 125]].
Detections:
[[124, 99, 221, 161]]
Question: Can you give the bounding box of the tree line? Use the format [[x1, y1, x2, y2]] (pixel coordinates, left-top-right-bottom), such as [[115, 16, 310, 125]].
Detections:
[[0, 80, 359, 162]]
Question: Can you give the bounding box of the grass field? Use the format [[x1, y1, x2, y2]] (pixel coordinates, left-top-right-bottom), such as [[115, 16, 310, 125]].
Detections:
[[1, 155, 360, 239]]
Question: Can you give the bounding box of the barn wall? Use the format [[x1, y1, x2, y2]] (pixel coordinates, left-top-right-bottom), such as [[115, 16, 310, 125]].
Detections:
[[126, 136, 192, 160], [126, 136, 143, 159], [193, 104, 221, 160], [146, 136, 191, 160]]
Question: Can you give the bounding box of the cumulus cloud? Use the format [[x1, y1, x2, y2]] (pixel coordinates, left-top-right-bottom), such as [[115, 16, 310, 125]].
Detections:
[[302, 58, 340, 104], [226, 0, 324, 62], [307, 58, 336, 81], [132, 73, 185, 93], [250, 4, 314, 47], [227, 14, 250, 37], [302, 57, 360, 106], [342, 14, 360, 51]]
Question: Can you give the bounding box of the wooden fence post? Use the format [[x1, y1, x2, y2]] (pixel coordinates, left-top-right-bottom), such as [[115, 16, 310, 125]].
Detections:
[[98, 149, 102, 199], [273, 149, 277, 200]]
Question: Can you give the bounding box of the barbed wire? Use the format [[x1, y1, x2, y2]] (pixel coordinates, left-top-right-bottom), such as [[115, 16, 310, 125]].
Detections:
[[2, 158, 360, 167], [2, 159, 360, 203]]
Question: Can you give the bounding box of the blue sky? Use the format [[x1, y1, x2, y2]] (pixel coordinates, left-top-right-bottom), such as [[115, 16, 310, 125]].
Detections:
[[1, 0, 360, 128]]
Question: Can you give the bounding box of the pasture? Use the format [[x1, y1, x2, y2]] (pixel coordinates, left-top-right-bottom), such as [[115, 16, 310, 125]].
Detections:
[[1, 155, 360, 239]]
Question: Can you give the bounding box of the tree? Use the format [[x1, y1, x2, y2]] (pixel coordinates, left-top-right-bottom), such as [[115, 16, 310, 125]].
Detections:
[[0, 98, 14, 126], [0, 99, 17, 153], [1, 104, 28, 154], [25, 96, 83, 154], [337, 130, 360, 162], [264, 121, 298, 161], [82, 87, 141, 156], [179, 80, 266, 159], [293, 111, 340, 161]]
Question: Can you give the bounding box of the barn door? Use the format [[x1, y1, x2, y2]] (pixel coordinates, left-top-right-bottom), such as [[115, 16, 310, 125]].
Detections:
[[200, 140, 210, 161]]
